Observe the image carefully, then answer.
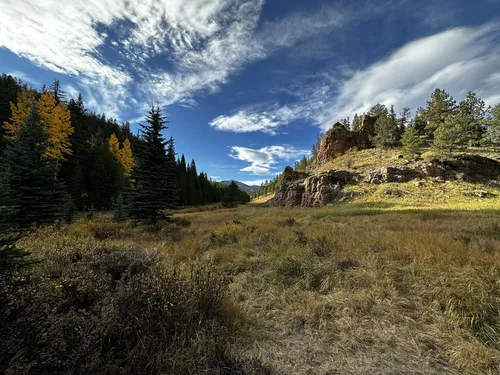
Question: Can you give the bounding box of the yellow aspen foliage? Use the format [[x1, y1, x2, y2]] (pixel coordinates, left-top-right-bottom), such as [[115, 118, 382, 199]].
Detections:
[[109, 134, 135, 177], [38, 92, 74, 161], [119, 139, 135, 177], [3, 89, 36, 141], [108, 133, 121, 158]]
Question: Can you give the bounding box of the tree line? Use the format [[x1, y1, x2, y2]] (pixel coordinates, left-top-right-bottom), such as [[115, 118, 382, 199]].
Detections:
[[0, 74, 249, 228], [340, 89, 500, 158]]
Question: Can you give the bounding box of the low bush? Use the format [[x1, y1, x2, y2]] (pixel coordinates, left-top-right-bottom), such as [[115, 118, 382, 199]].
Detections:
[[0, 235, 242, 375]]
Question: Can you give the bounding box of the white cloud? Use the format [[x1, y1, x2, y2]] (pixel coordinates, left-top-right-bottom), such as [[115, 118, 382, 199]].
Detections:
[[5, 71, 40, 85], [316, 22, 500, 128], [230, 145, 309, 175], [213, 22, 500, 133], [240, 179, 268, 186]]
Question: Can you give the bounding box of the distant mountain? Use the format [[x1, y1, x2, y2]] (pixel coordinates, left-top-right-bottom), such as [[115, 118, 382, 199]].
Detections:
[[221, 180, 259, 193]]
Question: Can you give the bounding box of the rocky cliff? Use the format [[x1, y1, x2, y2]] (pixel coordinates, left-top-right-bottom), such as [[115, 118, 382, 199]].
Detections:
[[315, 115, 377, 164], [268, 155, 500, 208]]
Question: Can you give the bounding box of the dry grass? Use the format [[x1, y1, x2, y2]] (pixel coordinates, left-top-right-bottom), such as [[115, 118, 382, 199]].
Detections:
[[3, 201, 500, 374]]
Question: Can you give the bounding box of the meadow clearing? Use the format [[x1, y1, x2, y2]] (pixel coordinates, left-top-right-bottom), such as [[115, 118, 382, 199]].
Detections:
[[2, 200, 499, 374]]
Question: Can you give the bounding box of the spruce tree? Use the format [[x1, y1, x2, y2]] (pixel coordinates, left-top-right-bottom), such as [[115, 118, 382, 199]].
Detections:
[[113, 193, 127, 222], [127, 107, 176, 221], [0, 108, 65, 227], [222, 181, 240, 208]]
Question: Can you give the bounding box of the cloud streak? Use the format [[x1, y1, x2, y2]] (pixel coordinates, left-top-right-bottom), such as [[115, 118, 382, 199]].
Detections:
[[211, 21, 500, 134], [230, 145, 309, 175]]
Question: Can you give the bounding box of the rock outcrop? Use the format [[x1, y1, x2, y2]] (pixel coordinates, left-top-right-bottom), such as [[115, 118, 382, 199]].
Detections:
[[316, 115, 377, 164], [268, 168, 358, 208], [421, 155, 500, 181], [368, 167, 423, 184]]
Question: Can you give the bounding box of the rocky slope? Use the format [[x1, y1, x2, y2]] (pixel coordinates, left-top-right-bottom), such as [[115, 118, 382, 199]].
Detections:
[[268, 116, 500, 207], [269, 154, 500, 207]]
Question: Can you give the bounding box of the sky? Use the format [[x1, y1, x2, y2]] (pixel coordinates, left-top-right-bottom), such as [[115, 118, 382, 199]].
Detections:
[[1, 0, 500, 186]]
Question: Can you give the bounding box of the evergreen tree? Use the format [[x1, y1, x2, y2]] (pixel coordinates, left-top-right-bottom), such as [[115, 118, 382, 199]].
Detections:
[[484, 103, 500, 150], [127, 107, 176, 221], [397, 107, 412, 142], [177, 155, 189, 206], [372, 116, 397, 149], [0, 108, 65, 227], [454, 91, 487, 146], [90, 137, 123, 209], [222, 181, 241, 208], [340, 117, 350, 130], [420, 88, 456, 137], [433, 115, 463, 153], [113, 193, 127, 222], [369, 103, 389, 118], [352, 113, 360, 131], [401, 126, 424, 159], [49, 79, 66, 104]]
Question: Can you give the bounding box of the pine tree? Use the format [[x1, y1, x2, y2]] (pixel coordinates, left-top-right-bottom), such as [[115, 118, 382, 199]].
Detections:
[[113, 193, 127, 222], [433, 115, 463, 153], [401, 125, 424, 159], [484, 103, 500, 150], [222, 181, 240, 208], [398, 107, 412, 141], [165, 137, 178, 207], [454, 91, 487, 146], [372, 116, 397, 149], [49, 79, 66, 104], [369, 104, 389, 118], [340, 117, 350, 130], [177, 155, 189, 206], [0, 107, 65, 227], [352, 113, 360, 131], [127, 107, 175, 221], [420, 88, 457, 137]]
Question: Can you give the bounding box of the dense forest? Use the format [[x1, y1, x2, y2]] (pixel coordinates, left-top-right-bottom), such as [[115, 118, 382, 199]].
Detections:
[[0, 74, 249, 223], [254, 88, 500, 197]]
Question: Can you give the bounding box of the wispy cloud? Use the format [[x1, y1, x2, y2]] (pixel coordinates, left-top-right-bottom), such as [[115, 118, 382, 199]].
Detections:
[[230, 145, 309, 175], [212, 21, 500, 133], [6, 70, 40, 86], [317, 22, 500, 126]]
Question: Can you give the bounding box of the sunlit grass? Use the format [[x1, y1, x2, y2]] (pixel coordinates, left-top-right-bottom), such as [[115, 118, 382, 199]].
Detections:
[[5, 199, 500, 374]]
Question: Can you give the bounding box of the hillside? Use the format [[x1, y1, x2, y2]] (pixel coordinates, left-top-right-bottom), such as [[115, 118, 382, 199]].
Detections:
[[268, 148, 500, 208]]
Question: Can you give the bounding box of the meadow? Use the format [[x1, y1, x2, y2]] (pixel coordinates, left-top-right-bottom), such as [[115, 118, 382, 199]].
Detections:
[[2, 201, 500, 374]]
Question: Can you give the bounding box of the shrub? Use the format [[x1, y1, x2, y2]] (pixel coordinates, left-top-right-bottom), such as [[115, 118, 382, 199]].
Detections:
[[0, 240, 241, 374]]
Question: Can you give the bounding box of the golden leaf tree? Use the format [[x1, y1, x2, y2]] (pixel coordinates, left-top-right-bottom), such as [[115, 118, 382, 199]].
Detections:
[[38, 92, 73, 161], [109, 134, 135, 178], [3, 90, 74, 162], [119, 139, 134, 177], [3, 90, 36, 141]]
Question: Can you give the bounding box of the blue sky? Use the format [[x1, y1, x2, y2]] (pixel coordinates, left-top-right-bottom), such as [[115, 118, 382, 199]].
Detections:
[[1, 0, 500, 185]]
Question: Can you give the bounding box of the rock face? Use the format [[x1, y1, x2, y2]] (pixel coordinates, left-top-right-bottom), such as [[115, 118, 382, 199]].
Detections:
[[316, 115, 377, 164], [368, 167, 422, 184], [421, 155, 500, 181], [268, 168, 358, 207], [268, 155, 500, 208]]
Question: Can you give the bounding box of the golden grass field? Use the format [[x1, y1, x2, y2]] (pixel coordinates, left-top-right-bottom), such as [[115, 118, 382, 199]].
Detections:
[[12, 199, 500, 374]]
